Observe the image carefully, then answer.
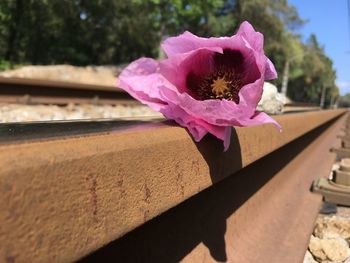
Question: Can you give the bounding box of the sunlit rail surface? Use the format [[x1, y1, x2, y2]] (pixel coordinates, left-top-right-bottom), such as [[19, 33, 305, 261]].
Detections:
[[0, 107, 346, 262]]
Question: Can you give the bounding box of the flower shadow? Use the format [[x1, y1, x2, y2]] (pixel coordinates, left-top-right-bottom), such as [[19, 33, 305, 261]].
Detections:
[[193, 127, 243, 184], [189, 129, 243, 261]]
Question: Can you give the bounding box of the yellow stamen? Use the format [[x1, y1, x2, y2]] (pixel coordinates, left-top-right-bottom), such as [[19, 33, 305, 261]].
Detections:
[[211, 77, 231, 96]]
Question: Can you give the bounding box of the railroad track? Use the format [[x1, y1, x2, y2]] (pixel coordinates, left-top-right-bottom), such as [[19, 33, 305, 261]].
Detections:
[[0, 76, 321, 115], [0, 109, 346, 262], [0, 76, 138, 105], [282, 102, 320, 113]]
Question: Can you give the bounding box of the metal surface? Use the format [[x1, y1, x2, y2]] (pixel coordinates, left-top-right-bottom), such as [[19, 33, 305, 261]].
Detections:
[[0, 94, 138, 105], [0, 77, 325, 111], [0, 76, 136, 105], [282, 102, 320, 113], [0, 118, 164, 144], [313, 178, 350, 206], [282, 106, 320, 113], [0, 109, 346, 262], [334, 159, 350, 186], [0, 76, 118, 91], [81, 111, 345, 263], [330, 147, 350, 158], [311, 112, 350, 206], [334, 169, 350, 186]]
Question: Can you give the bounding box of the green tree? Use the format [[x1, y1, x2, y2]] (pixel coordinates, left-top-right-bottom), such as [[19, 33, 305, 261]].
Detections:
[[288, 34, 338, 107]]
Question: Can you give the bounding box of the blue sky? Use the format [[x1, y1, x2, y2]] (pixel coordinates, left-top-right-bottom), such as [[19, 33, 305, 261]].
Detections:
[[288, 0, 350, 95]]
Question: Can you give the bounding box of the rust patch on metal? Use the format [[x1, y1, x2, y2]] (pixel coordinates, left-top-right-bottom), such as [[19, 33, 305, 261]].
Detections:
[[116, 169, 127, 199], [191, 160, 200, 177], [86, 174, 98, 218], [175, 162, 185, 197], [6, 256, 15, 263], [143, 210, 150, 222], [144, 184, 151, 204]]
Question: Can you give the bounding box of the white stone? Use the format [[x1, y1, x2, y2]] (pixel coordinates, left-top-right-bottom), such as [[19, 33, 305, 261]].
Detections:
[[309, 234, 350, 262], [314, 216, 350, 242], [0, 103, 162, 123], [303, 250, 317, 263], [321, 237, 350, 262], [257, 82, 284, 115], [309, 235, 327, 261]]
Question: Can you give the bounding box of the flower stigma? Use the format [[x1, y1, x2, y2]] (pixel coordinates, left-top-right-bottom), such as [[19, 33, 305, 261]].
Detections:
[[211, 77, 231, 97]]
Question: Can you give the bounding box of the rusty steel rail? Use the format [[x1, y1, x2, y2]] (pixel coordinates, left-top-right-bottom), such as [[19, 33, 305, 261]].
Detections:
[[0, 76, 137, 105], [0, 76, 322, 113], [282, 102, 320, 114], [0, 109, 347, 262]]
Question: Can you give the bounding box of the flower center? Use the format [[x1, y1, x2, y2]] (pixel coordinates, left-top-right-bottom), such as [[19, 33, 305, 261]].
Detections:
[[211, 77, 231, 96], [186, 49, 244, 104], [187, 70, 242, 104]]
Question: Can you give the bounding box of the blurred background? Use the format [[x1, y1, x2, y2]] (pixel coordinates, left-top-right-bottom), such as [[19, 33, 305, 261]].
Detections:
[[0, 0, 349, 118]]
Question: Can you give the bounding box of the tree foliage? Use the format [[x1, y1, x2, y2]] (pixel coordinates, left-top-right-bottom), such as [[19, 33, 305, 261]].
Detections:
[[0, 0, 339, 106], [287, 34, 338, 106], [339, 93, 350, 107]]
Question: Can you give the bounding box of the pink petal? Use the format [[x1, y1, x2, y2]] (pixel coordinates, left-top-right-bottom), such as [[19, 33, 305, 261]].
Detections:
[[120, 57, 158, 76], [236, 21, 264, 52], [265, 58, 278, 79], [237, 21, 278, 80], [158, 86, 280, 131], [159, 87, 247, 127], [238, 78, 264, 114], [239, 111, 282, 130], [161, 31, 228, 57], [160, 100, 228, 142], [161, 31, 250, 58], [118, 58, 171, 111], [159, 47, 223, 93]]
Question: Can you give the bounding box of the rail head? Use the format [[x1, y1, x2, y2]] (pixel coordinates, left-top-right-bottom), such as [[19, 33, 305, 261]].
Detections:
[[0, 109, 346, 263], [0, 76, 121, 92]]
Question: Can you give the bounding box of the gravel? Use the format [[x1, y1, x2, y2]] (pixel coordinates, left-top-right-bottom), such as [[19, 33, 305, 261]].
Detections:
[[0, 103, 162, 123], [304, 206, 350, 263]]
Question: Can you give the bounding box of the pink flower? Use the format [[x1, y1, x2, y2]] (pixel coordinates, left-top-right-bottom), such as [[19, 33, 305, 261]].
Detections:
[[118, 21, 281, 151]]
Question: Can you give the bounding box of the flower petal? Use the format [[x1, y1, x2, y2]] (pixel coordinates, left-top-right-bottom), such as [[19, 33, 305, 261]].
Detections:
[[159, 87, 249, 127], [159, 47, 223, 93], [236, 21, 264, 52], [161, 31, 253, 58], [238, 78, 264, 114], [161, 31, 228, 57], [160, 101, 231, 149], [118, 57, 170, 111], [238, 111, 282, 130], [265, 58, 278, 80], [237, 21, 278, 80]]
